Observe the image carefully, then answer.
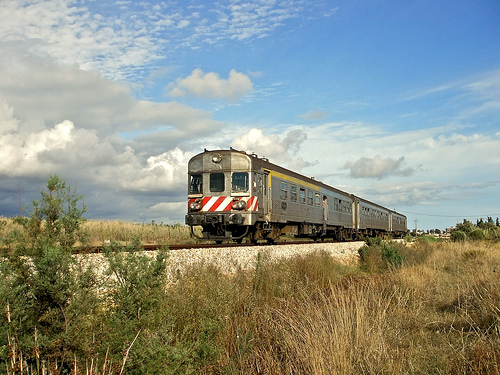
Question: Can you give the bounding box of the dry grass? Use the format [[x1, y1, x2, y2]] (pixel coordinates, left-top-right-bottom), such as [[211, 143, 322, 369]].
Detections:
[[81, 220, 199, 245], [0, 217, 200, 246], [216, 240, 500, 374]]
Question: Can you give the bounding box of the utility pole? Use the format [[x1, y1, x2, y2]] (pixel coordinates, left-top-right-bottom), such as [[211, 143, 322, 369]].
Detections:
[[18, 185, 22, 216]]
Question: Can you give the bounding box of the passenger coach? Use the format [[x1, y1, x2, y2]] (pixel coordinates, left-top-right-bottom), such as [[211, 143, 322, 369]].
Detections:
[[185, 148, 407, 243]]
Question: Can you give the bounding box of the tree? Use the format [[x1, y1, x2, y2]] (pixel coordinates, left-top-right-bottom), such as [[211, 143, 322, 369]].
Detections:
[[455, 219, 475, 235], [1, 174, 99, 371], [13, 174, 88, 254]]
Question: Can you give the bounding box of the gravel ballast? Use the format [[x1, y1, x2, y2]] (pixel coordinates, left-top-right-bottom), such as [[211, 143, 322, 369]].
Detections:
[[78, 241, 365, 282]]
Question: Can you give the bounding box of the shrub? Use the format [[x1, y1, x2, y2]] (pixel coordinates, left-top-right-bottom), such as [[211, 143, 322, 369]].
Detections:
[[382, 243, 405, 268], [100, 239, 171, 373], [469, 228, 486, 241], [359, 240, 405, 272], [451, 230, 467, 242], [0, 174, 99, 373]]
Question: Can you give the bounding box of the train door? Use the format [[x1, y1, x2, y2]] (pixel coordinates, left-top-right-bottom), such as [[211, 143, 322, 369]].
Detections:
[[255, 173, 263, 211], [263, 171, 270, 217], [353, 198, 359, 232], [322, 195, 328, 234]]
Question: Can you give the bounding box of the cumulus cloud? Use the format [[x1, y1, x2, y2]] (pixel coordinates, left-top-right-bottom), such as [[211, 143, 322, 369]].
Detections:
[[343, 155, 415, 179], [230, 128, 315, 171], [0, 50, 222, 141], [168, 69, 253, 100], [0, 50, 221, 221], [0, 110, 192, 194]]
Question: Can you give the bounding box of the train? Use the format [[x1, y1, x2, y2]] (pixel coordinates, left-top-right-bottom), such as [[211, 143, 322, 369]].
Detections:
[[185, 148, 407, 243]]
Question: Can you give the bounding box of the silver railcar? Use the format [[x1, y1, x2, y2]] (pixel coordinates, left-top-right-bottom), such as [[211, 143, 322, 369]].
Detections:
[[185, 149, 407, 242]]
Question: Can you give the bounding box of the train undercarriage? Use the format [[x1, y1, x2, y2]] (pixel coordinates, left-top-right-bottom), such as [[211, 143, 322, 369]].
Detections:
[[190, 220, 403, 244]]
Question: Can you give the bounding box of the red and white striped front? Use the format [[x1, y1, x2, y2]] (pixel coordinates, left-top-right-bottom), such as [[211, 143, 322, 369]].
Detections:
[[188, 196, 259, 212]]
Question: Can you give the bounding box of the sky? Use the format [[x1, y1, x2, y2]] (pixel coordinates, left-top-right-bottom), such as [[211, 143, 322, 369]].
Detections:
[[1, 0, 499, 231]]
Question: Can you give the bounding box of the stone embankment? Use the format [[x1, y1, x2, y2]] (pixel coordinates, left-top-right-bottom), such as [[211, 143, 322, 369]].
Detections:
[[80, 241, 365, 282], [166, 241, 363, 276]]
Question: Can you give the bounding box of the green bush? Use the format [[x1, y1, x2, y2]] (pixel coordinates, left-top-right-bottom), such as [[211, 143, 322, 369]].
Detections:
[[469, 228, 486, 241], [101, 239, 171, 373], [382, 243, 405, 268], [359, 240, 405, 272], [451, 230, 467, 242], [0, 174, 98, 372]]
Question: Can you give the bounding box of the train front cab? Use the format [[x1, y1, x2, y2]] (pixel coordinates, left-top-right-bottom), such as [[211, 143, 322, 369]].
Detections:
[[185, 150, 265, 242]]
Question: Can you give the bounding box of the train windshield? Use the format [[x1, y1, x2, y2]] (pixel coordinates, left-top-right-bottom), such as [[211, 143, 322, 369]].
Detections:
[[232, 172, 249, 193], [210, 173, 225, 192], [189, 174, 202, 194]]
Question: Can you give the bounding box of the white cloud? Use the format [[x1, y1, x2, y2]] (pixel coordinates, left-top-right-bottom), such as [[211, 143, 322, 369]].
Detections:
[[0, 48, 223, 221], [344, 155, 415, 179], [0, 51, 222, 141], [229, 127, 314, 171], [168, 69, 253, 100], [0, 109, 193, 194], [0, 0, 162, 81], [0, 99, 19, 133], [0, 0, 315, 83], [298, 110, 330, 121]]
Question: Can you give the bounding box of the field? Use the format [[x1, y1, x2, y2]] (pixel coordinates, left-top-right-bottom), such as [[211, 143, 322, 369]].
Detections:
[[1, 218, 499, 374], [81, 220, 201, 245]]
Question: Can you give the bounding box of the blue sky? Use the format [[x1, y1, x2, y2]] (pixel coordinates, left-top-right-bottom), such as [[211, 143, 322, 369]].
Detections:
[[0, 0, 499, 231]]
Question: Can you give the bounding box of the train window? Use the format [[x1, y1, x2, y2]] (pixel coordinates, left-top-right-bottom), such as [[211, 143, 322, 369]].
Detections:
[[299, 188, 305, 203], [189, 174, 202, 194], [232, 172, 249, 193], [281, 181, 288, 200], [210, 173, 225, 192], [291, 185, 297, 202], [308, 190, 313, 205], [315, 193, 320, 206], [334, 198, 338, 211]]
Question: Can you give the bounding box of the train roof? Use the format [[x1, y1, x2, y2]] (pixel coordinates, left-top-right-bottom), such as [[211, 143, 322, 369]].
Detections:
[[194, 148, 406, 219]]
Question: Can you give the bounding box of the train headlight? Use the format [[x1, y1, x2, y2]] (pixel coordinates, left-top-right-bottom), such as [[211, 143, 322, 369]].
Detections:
[[231, 199, 247, 210], [212, 153, 222, 163], [189, 201, 202, 211]]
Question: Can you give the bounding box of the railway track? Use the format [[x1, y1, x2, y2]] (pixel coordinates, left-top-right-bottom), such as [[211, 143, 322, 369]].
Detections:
[[76, 239, 348, 254]]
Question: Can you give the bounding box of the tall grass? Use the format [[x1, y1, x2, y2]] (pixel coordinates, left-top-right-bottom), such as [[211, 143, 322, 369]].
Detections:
[[82, 220, 201, 245], [1, 217, 199, 246], [219, 240, 500, 374], [2, 228, 499, 373]]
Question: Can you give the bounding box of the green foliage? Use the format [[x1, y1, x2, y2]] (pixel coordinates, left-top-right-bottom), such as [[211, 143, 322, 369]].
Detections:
[[451, 230, 467, 242], [455, 219, 475, 235], [101, 239, 171, 373], [451, 218, 500, 242], [359, 240, 406, 272], [382, 243, 405, 267], [469, 228, 486, 241], [417, 235, 438, 244], [365, 236, 382, 247], [13, 174, 88, 254], [6, 179, 500, 374], [0, 174, 98, 372]]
